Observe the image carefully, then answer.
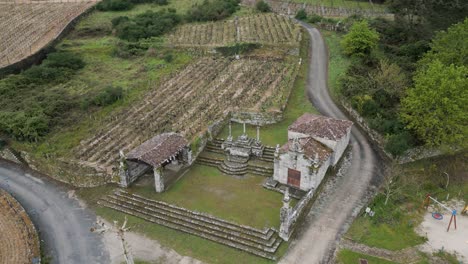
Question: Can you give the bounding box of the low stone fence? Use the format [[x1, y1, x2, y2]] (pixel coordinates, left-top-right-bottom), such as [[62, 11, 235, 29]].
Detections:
[[279, 187, 314, 240], [231, 111, 283, 125]]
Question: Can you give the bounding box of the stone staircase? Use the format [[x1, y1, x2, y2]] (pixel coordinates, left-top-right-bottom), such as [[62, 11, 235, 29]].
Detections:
[[260, 146, 275, 163], [205, 139, 224, 154], [98, 190, 282, 260]]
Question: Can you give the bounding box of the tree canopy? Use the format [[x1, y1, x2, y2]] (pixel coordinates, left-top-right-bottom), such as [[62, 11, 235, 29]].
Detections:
[[341, 20, 379, 57], [400, 60, 468, 147]]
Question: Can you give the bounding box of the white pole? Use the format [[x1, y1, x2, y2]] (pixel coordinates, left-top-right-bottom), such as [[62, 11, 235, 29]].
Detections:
[[428, 196, 452, 213]]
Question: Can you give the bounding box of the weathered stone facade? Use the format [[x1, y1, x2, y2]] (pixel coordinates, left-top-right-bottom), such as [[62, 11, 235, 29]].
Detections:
[[273, 114, 352, 191]]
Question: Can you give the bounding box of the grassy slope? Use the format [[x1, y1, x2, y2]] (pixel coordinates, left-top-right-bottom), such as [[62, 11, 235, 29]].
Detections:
[[322, 30, 350, 98], [346, 151, 467, 251], [337, 249, 398, 264], [218, 29, 318, 146]]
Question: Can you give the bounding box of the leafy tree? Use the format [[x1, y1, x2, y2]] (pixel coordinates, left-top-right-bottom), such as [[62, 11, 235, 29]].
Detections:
[[295, 9, 307, 21], [255, 0, 270, 12], [341, 20, 379, 57], [419, 19, 468, 68], [186, 0, 240, 22], [400, 60, 468, 146], [369, 60, 408, 106]]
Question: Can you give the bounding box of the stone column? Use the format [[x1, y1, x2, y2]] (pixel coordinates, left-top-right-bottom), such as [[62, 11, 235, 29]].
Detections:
[[279, 188, 292, 241], [243, 122, 246, 135], [256, 125, 260, 142], [154, 167, 164, 193], [119, 150, 130, 187], [227, 121, 233, 141]]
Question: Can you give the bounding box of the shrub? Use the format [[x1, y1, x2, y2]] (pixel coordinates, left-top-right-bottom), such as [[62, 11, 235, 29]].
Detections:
[[341, 20, 379, 57], [295, 9, 307, 21], [186, 0, 240, 22], [163, 53, 174, 63], [42, 52, 85, 70], [113, 10, 182, 41], [215, 43, 260, 56], [97, 0, 133, 11], [308, 14, 322, 24], [84, 86, 124, 108], [255, 0, 271, 13], [385, 132, 414, 156]]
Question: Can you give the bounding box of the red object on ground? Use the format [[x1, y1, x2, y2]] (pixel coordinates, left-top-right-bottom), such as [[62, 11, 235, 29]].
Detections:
[[432, 212, 443, 220]]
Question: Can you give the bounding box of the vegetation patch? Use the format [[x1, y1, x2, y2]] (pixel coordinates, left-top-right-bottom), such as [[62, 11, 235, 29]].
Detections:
[[185, 0, 240, 22], [337, 249, 397, 264]]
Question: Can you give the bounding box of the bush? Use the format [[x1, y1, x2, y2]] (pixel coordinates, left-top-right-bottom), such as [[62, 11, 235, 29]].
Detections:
[[186, 0, 240, 22], [385, 132, 414, 156], [215, 43, 260, 56], [341, 20, 379, 57], [163, 53, 174, 63], [97, 0, 133, 11], [42, 52, 85, 70], [83, 86, 124, 108], [255, 0, 270, 13], [308, 14, 322, 24], [113, 10, 182, 41], [295, 9, 307, 21]]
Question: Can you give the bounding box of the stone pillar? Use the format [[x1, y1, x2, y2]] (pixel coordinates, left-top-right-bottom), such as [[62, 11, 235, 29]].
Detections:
[[119, 150, 130, 187], [227, 121, 233, 141], [279, 188, 292, 241], [154, 167, 164, 193], [273, 144, 280, 181], [243, 122, 246, 135], [256, 125, 260, 142], [187, 149, 193, 165]]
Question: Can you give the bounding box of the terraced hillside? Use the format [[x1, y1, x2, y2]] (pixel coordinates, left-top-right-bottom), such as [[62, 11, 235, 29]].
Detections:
[[75, 56, 299, 174], [0, 1, 95, 68], [0, 189, 40, 264], [167, 13, 301, 47]]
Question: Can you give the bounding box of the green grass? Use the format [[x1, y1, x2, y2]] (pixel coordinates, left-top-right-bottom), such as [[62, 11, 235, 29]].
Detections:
[[127, 164, 291, 229], [346, 151, 467, 251], [337, 249, 398, 264], [77, 167, 291, 264], [322, 30, 350, 98], [218, 29, 318, 146], [290, 0, 387, 11]]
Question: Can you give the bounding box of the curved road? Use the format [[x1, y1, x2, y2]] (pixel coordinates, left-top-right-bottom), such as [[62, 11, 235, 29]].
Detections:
[[280, 23, 380, 263], [0, 160, 109, 264]]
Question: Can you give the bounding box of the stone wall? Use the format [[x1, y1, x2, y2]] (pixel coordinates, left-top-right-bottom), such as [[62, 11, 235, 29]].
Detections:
[[231, 111, 283, 125]]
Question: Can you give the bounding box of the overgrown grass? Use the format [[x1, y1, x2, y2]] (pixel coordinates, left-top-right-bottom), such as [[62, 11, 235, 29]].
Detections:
[[218, 29, 318, 146], [322, 30, 350, 98], [290, 0, 387, 11], [337, 249, 398, 264], [346, 151, 468, 250]]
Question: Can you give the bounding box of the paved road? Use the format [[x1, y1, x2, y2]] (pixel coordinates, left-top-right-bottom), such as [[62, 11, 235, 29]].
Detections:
[[0, 160, 109, 264], [280, 23, 380, 263]]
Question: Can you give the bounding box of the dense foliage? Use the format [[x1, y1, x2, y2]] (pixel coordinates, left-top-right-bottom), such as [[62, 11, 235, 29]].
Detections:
[[341, 20, 379, 57], [97, 0, 167, 11], [255, 0, 271, 13], [112, 9, 182, 41], [0, 52, 85, 141], [82, 86, 124, 109], [186, 0, 240, 22], [215, 43, 260, 56]]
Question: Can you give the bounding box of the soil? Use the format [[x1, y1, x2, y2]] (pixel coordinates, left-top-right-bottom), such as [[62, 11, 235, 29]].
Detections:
[[417, 201, 468, 263]]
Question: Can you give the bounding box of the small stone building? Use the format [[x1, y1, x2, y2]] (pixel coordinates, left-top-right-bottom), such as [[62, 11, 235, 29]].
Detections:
[[119, 133, 192, 192], [273, 114, 353, 191]]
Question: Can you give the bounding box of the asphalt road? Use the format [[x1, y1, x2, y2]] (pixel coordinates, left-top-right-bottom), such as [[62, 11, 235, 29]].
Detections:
[[279, 23, 380, 263], [0, 160, 109, 264]]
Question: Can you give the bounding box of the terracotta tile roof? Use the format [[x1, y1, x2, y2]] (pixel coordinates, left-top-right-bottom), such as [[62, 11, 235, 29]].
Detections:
[[126, 133, 188, 167], [288, 113, 353, 141], [280, 137, 332, 165]]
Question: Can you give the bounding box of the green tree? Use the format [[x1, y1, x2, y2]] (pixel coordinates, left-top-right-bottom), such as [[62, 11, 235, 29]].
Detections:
[[400, 60, 468, 146], [295, 9, 307, 21], [255, 0, 270, 12], [341, 20, 379, 57], [420, 19, 468, 68]]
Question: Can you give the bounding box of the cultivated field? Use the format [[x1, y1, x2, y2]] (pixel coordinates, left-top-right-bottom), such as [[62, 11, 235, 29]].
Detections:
[[0, 1, 95, 68], [74, 56, 299, 173], [0, 189, 40, 264], [167, 13, 301, 47]]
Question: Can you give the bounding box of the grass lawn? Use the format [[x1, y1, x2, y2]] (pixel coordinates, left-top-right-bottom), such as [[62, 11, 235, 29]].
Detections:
[[322, 30, 350, 98], [127, 164, 291, 229], [77, 165, 291, 264], [218, 29, 318, 146], [290, 0, 388, 11], [337, 249, 398, 264]]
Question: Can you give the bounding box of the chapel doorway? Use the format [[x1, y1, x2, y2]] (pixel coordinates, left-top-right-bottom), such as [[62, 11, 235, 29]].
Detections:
[[287, 168, 301, 188]]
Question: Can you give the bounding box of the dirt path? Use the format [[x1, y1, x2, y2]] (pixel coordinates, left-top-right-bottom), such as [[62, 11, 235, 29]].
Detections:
[[0, 160, 109, 264], [279, 23, 381, 264]]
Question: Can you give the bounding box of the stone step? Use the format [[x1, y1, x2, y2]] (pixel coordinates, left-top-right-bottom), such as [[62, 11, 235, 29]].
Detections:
[[98, 195, 281, 260], [259, 157, 274, 163], [116, 191, 275, 240], [218, 165, 248, 177], [104, 195, 277, 248]]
